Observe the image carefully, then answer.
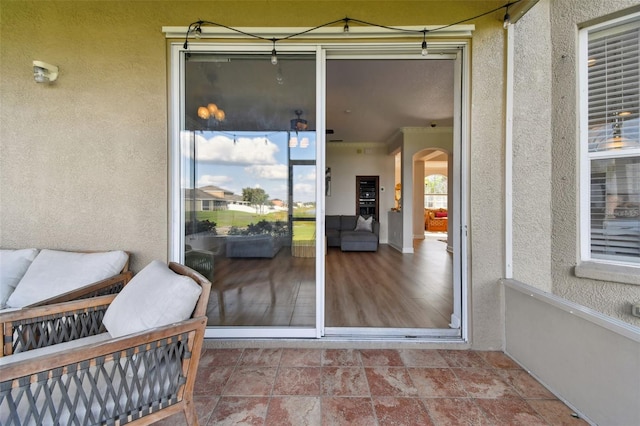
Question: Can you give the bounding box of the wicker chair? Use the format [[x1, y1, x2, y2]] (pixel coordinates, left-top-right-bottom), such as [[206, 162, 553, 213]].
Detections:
[[0, 262, 211, 425]]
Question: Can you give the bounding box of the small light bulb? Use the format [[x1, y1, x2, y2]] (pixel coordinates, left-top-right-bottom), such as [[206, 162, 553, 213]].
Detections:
[[194, 26, 202, 39], [421, 40, 428, 56], [276, 67, 284, 85], [343, 21, 350, 34], [271, 48, 278, 65], [503, 12, 511, 29]]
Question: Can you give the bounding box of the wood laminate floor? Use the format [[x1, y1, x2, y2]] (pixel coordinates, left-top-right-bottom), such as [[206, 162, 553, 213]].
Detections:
[[205, 234, 453, 329]]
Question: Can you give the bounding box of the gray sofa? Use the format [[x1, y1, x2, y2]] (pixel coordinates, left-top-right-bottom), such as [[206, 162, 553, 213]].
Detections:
[[326, 215, 379, 251], [225, 234, 283, 258]]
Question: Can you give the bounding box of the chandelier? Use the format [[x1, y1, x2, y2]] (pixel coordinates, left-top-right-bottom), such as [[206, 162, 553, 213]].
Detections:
[[197, 103, 226, 128]]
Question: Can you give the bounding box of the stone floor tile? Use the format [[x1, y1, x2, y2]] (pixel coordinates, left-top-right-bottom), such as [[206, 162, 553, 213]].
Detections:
[[321, 367, 370, 396], [408, 367, 467, 397], [373, 396, 434, 426], [360, 349, 404, 366], [453, 368, 520, 399], [438, 349, 489, 368], [321, 397, 377, 426], [198, 348, 244, 368], [528, 399, 590, 425], [265, 396, 321, 426], [398, 349, 448, 367], [477, 351, 522, 369], [475, 398, 548, 425], [238, 348, 283, 367], [423, 397, 491, 425], [153, 395, 219, 426], [280, 348, 322, 366], [365, 367, 419, 396], [322, 349, 362, 366], [496, 369, 556, 399], [223, 367, 277, 396], [273, 367, 321, 396], [194, 366, 234, 396], [208, 396, 269, 425]]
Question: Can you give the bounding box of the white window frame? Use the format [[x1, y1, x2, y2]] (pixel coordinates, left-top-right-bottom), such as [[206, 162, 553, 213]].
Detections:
[[577, 12, 640, 285]]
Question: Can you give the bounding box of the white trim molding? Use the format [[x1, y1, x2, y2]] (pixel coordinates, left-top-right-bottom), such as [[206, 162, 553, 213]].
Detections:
[[162, 25, 474, 40]]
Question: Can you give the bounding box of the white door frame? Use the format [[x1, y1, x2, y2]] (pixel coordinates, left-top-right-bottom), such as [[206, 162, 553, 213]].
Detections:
[[168, 39, 470, 341]]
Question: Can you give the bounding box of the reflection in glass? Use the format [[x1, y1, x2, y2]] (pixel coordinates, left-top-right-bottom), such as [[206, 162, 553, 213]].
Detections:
[[181, 53, 316, 327]]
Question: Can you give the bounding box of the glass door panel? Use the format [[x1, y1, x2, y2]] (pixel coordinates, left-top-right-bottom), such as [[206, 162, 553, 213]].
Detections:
[[181, 53, 316, 329]]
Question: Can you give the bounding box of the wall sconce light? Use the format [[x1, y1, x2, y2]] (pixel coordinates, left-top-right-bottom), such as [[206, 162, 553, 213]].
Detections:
[[33, 61, 59, 83]]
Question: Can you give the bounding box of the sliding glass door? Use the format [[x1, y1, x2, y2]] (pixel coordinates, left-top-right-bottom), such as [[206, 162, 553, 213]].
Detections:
[[173, 49, 319, 337], [170, 41, 469, 341]]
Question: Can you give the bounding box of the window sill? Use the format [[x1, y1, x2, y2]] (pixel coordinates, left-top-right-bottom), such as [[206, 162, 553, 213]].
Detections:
[[575, 261, 640, 286]]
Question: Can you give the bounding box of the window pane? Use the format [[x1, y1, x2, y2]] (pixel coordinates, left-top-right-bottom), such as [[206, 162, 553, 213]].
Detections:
[[181, 53, 316, 327], [588, 23, 640, 153], [590, 156, 640, 263], [425, 174, 447, 209]]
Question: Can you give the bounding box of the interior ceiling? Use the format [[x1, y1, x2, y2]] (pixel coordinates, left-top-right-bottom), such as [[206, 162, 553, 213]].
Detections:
[[326, 59, 454, 144], [186, 55, 454, 144]]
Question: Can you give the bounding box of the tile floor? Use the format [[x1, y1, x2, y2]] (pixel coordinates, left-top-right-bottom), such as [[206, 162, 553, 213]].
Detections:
[[156, 348, 589, 426]]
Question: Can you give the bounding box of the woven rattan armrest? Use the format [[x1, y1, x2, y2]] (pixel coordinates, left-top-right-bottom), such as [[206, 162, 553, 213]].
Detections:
[[1, 294, 116, 357]]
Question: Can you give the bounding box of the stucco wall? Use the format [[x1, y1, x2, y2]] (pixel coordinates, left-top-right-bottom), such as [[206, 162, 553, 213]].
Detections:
[[545, 0, 640, 327], [512, 0, 553, 292], [469, 15, 507, 349], [1, 1, 508, 347]]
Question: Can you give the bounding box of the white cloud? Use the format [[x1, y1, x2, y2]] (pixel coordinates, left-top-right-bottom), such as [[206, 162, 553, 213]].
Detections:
[[245, 164, 288, 179], [294, 183, 316, 201], [194, 134, 280, 165], [197, 174, 233, 187], [298, 170, 316, 181]]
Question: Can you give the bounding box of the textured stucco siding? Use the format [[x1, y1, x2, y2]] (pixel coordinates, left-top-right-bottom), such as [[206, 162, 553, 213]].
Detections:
[[545, 0, 640, 327], [469, 15, 507, 349], [512, 0, 553, 292]]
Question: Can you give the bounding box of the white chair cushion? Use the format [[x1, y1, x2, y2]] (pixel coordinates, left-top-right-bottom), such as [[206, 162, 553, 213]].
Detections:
[[0, 248, 39, 309], [103, 260, 202, 338], [6, 249, 128, 308]]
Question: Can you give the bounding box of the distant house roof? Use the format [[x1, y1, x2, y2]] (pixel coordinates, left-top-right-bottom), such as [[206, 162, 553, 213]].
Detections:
[[199, 185, 235, 196], [183, 188, 225, 200]]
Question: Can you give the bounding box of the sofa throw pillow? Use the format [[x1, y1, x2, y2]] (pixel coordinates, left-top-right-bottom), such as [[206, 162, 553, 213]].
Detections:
[[6, 249, 128, 308], [354, 215, 373, 232], [0, 248, 39, 309], [103, 260, 202, 338]]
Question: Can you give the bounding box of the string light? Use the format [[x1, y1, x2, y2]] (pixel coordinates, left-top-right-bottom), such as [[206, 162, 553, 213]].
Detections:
[[421, 30, 428, 56], [503, 10, 511, 29], [270, 39, 278, 65], [182, 1, 522, 57]]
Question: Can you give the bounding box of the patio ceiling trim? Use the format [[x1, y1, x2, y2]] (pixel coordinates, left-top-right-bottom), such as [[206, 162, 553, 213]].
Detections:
[[162, 25, 475, 40]]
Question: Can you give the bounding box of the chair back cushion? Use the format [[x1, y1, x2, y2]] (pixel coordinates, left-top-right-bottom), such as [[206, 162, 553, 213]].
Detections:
[[103, 260, 202, 338], [0, 248, 39, 308], [6, 249, 128, 308]]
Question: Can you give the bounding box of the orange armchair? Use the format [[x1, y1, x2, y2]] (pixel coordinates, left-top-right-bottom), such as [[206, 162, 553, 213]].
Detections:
[[425, 208, 448, 232]]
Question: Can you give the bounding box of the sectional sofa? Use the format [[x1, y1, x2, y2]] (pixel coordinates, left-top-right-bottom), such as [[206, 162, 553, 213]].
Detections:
[[326, 215, 379, 251]]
